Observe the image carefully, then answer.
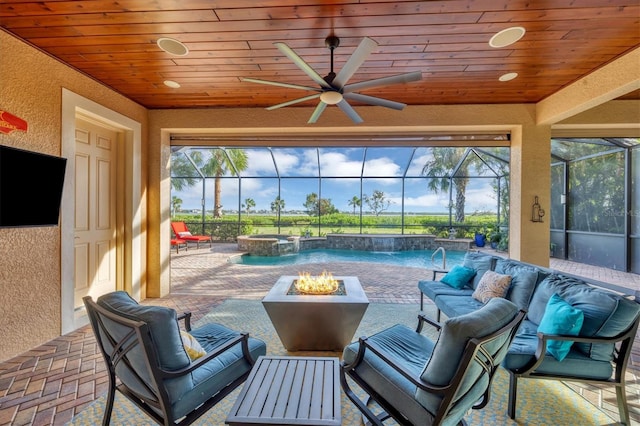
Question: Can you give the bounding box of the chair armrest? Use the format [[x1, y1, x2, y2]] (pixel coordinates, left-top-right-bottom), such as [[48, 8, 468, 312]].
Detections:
[[177, 312, 192, 331], [347, 336, 450, 395], [416, 313, 442, 333], [431, 269, 448, 281], [514, 327, 637, 375]]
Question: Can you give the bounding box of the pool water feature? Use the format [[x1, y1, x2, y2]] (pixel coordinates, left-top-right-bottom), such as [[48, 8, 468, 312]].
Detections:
[[229, 248, 466, 269], [236, 234, 300, 256]]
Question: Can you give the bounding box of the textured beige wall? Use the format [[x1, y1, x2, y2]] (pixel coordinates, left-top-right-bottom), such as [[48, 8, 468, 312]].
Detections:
[[509, 125, 552, 266], [0, 30, 148, 362]]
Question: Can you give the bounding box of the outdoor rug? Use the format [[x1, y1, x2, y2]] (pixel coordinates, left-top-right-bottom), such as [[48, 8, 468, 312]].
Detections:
[[68, 299, 615, 425]]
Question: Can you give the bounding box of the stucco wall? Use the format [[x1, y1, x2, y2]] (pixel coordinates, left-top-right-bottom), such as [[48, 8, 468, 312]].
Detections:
[[0, 30, 148, 362]]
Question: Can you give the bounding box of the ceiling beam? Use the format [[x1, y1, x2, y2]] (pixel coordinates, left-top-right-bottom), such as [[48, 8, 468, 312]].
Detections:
[[536, 47, 640, 125]]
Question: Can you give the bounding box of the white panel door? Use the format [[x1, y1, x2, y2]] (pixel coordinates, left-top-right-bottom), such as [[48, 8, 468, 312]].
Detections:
[[74, 118, 118, 309]]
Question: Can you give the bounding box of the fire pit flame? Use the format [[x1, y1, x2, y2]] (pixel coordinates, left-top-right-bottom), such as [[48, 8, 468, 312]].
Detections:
[[295, 271, 339, 295]]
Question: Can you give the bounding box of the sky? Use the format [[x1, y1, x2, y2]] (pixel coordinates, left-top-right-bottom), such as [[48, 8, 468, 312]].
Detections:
[[171, 146, 506, 214]]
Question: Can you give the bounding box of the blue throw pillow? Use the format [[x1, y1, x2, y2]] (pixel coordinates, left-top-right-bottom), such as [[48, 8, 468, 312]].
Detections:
[[440, 265, 476, 289], [537, 293, 584, 361]]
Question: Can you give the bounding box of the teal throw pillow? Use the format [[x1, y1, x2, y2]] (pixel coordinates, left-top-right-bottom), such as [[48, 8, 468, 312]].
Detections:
[[440, 265, 476, 289], [537, 293, 584, 361]]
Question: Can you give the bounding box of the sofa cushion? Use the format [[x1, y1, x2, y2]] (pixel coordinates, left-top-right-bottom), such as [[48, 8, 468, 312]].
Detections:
[[494, 259, 540, 310], [537, 294, 584, 361], [462, 252, 495, 289], [343, 324, 437, 425], [418, 280, 474, 302], [435, 294, 484, 318], [97, 291, 190, 370], [97, 291, 193, 403], [421, 298, 518, 386], [175, 323, 267, 420], [495, 258, 548, 284], [472, 270, 512, 303], [440, 265, 476, 289]]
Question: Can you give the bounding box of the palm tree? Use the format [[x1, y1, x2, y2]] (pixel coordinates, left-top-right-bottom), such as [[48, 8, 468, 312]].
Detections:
[[348, 196, 361, 215], [201, 148, 248, 218], [171, 196, 182, 217], [242, 198, 255, 215], [170, 151, 203, 192], [421, 148, 469, 223], [271, 196, 285, 224]]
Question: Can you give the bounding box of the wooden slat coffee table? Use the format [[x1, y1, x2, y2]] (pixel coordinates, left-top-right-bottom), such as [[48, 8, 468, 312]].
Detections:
[[226, 355, 341, 426]]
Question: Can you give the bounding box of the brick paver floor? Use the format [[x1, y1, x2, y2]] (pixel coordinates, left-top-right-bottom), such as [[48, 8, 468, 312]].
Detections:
[[0, 243, 638, 425]]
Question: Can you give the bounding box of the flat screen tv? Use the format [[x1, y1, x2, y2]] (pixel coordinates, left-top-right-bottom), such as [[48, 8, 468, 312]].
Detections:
[[0, 145, 67, 227]]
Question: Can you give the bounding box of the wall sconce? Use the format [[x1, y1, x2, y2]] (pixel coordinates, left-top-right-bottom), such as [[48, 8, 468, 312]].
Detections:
[[531, 195, 545, 222]]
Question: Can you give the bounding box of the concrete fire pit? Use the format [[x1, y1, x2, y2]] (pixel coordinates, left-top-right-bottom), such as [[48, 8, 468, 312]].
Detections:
[[262, 275, 369, 351]]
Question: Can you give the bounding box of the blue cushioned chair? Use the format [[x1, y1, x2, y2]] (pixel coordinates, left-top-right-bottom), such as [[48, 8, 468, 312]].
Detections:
[[84, 291, 267, 426], [341, 298, 526, 425]]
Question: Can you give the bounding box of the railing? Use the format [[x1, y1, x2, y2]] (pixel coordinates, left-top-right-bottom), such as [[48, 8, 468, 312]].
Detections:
[[431, 246, 447, 270]]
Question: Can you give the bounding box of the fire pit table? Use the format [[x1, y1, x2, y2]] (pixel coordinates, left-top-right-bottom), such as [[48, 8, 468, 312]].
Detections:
[[262, 275, 369, 351]]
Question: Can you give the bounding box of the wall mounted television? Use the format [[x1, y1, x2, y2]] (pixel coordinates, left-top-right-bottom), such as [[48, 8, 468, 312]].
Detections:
[[0, 145, 67, 227]]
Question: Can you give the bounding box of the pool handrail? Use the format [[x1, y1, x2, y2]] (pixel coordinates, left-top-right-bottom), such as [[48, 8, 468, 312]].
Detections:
[[431, 246, 447, 271]]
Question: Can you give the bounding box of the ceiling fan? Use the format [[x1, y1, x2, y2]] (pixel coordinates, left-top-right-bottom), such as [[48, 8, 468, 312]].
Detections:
[[241, 35, 422, 124]]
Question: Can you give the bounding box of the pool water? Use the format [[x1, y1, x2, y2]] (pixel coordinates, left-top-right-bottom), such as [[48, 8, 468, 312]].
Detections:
[[229, 248, 466, 269]]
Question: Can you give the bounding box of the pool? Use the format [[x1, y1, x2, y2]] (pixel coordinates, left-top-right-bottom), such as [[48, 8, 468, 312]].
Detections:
[[229, 248, 466, 269]]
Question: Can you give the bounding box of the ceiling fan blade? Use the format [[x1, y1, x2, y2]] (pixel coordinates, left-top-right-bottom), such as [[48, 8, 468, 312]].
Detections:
[[343, 71, 422, 93], [274, 42, 332, 89], [333, 37, 378, 88], [343, 93, 407, 110], [266, 93, 322, 110], [241, 77, 321, 93], [337, 99, 363, 124], [308, 101, 328, 124]]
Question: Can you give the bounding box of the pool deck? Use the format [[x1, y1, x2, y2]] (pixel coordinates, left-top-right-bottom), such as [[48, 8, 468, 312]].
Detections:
[[1, 243, 639, 425]]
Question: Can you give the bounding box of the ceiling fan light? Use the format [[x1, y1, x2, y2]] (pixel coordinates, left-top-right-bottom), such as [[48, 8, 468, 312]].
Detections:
[[489, 27, 526, 48], [320, 91, 343, 105]]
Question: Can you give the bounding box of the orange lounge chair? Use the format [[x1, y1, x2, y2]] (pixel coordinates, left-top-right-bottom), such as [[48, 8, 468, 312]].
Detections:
[[171, 221, 212, 249], [170, 238, 188, 253]]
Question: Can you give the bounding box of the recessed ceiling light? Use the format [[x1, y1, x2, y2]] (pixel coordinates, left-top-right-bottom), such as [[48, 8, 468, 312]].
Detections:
[[489, 27, 526, 48], [164, 80, 181, 88], [499, 72, 518, 82], [157, 37, 189, 56]]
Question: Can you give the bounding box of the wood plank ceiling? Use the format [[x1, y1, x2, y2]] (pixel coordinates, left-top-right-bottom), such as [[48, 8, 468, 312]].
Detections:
[[1, 0, 639, 110]]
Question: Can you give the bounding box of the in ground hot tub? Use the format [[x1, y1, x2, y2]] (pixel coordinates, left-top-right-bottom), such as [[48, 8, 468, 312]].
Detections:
[[237, 234, 300, 256]]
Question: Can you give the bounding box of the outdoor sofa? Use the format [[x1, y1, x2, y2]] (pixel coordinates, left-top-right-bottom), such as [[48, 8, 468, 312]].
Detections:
[[418, 252, 640, 425]]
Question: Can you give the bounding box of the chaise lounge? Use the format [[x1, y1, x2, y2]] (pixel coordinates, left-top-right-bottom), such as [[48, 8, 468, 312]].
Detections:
[[171, 221, 212, 249]]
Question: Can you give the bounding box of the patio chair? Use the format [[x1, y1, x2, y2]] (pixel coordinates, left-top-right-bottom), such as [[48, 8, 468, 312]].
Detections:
[[341, 298, 526, 426], [171, 238, 188, 253], [84, 291, 267, 426], [171, 221, 212, 248]]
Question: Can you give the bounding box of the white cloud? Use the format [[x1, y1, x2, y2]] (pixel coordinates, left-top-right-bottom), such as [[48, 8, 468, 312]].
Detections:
[[243, 149, 278, 175], [406, 152, 433, 176], [318, 151, 362, 176]]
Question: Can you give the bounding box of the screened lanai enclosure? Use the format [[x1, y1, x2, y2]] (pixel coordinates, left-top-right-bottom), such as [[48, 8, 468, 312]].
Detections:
[[170, 141, 510, 243], [550, 137, 639, 273], [170, 136, 639, 273]]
